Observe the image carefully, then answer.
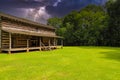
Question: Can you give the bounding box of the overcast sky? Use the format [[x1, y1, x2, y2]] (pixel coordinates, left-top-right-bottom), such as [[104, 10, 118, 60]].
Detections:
[[0, 0, 107, 24]]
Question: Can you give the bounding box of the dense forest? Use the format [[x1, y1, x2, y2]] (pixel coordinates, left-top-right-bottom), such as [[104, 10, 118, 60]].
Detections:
[[47, 0, 120, 46]]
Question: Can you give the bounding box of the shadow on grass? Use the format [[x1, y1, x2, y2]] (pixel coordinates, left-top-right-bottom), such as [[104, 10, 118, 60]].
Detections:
[[100, 48, 120, 62], [77, 46, 120, 49], [77, 46, 120, 62]]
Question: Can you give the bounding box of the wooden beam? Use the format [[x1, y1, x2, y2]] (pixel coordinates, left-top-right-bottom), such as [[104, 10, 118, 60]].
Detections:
[[9, 33, 11, 54]]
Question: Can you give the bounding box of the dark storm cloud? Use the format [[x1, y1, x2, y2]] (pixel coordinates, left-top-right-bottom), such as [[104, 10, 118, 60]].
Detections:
[[46, 0, 107, 17], [0, 0, 45, 8], [0, 0, 107, 24], [0, 0, 106, 10]]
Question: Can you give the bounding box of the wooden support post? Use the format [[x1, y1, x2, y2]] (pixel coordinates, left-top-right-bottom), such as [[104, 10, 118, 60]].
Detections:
[[39, 37, 41, 51], [9, 33, 11, 54], [48, 39, 51, 50], [27, 39, 29, 52], [54, 38, 57, 49]]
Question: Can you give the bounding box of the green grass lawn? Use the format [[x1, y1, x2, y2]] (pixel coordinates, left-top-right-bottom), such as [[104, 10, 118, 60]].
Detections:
[[0, 46, 120, 80]]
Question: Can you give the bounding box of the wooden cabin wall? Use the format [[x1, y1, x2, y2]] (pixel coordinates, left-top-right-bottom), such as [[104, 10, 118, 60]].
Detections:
[[12, 34, 27, 48], [1, 19, 56, 36], [12, 34, 41, 48], [1, 31, 9, 49]]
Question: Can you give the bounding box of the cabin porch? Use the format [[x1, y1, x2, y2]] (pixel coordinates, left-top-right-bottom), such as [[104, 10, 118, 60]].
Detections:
[[1, 31, 63, 54]]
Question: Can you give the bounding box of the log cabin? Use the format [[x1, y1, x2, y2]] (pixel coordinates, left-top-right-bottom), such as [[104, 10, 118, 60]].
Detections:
[[0, 12, 63, 54]]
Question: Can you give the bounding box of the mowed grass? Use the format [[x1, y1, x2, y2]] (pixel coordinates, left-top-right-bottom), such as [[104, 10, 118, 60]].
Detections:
[[0, 47, 120, 80]]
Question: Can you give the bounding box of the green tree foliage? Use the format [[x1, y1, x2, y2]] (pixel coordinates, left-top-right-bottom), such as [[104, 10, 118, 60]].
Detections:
[[62, 5, 107, 46], [47, 3, 120, 46], [47, 17, 62, 28], [106, 0, 120, 46]]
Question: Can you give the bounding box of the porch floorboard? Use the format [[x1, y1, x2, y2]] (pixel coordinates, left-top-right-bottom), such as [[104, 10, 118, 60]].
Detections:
[[1, 46, 62, 52]]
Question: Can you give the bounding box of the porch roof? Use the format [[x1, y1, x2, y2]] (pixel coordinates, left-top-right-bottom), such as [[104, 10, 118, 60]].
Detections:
[[2, 28, 63, 38]]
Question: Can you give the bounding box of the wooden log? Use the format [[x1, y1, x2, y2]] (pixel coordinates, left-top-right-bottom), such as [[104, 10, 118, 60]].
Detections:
[[26, 39, 29, 52], [49, 39, 51, 50], [8, 51, 11, 54], [9, 33, 11, 54], [27, 49, 29, 52]]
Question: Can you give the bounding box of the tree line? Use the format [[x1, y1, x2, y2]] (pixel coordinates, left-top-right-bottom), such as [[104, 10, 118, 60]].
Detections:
[[47, 0, 120, 46]]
